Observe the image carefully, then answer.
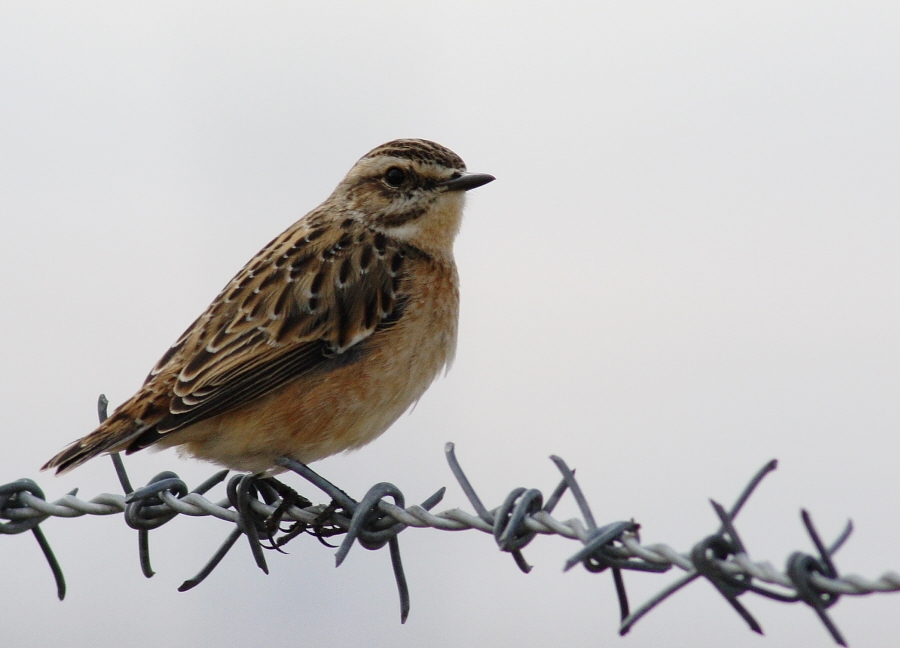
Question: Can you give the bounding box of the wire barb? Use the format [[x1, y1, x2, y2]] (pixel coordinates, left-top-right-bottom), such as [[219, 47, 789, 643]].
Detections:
[[784, 510, 854, 647], [620, 460, 782, 636], [0, 479, 67, 600]]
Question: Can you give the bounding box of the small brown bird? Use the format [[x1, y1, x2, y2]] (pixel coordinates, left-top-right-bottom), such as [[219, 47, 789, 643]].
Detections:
[[43, 139, 493, 475]]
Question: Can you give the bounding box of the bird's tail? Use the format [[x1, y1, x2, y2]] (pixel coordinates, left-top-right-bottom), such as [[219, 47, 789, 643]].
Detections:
[[41, 411, 149, 475]]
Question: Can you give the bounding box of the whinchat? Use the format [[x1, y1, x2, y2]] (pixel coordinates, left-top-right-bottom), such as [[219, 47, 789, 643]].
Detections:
[[44, 139, 494, 475]]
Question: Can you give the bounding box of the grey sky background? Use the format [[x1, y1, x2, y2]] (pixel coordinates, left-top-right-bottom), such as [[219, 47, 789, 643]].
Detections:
[[1, 3, 898, 647]]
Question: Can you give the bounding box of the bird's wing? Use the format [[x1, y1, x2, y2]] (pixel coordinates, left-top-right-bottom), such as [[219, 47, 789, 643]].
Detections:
[[133, 218, 407, 445], [42, 218, 409, 473]]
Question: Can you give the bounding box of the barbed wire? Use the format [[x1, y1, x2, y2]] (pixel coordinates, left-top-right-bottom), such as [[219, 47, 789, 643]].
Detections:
[[2, 397, 899, 645]]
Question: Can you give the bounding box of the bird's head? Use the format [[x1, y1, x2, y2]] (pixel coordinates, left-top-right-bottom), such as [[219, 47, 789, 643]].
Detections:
[[332, 139, 494, 255]]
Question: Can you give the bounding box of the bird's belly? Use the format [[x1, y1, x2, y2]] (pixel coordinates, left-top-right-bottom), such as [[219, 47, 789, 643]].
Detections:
[[163, 278, 459, 473]]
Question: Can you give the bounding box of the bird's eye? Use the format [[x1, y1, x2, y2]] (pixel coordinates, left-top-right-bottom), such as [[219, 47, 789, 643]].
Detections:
[[384, 167, 406, 187]]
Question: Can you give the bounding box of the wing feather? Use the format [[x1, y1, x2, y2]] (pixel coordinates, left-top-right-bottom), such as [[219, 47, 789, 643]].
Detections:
[[126, 219, 407, 451]]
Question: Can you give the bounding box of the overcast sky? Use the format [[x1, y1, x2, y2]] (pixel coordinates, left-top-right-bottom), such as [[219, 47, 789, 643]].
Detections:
[[1, 3, 898, 647]]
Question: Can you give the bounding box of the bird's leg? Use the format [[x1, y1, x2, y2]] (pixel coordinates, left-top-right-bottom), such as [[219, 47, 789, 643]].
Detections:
[[275, 457, 358, 509], [275, 457, 358, 546], [308, 499, 344, 548], [258, 476, 313, 550]]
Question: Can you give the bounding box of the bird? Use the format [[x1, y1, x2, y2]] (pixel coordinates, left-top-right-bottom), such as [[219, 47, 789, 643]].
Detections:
[[43, 139, 494, 476]]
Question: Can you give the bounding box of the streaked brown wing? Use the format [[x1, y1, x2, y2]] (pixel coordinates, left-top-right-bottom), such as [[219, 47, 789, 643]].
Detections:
[[127, 220, 407, 451]]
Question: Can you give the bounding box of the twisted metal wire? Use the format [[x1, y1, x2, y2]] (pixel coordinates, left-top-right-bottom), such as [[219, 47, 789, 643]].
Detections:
[[2, 399, 899, 644]]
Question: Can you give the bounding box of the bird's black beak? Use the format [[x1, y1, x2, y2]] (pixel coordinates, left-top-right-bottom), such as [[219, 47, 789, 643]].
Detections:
[[439, 173, 495, 192]]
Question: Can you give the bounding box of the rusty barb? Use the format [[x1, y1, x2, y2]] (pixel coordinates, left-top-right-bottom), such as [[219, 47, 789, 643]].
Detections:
[[2, 396, 899, 643]]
